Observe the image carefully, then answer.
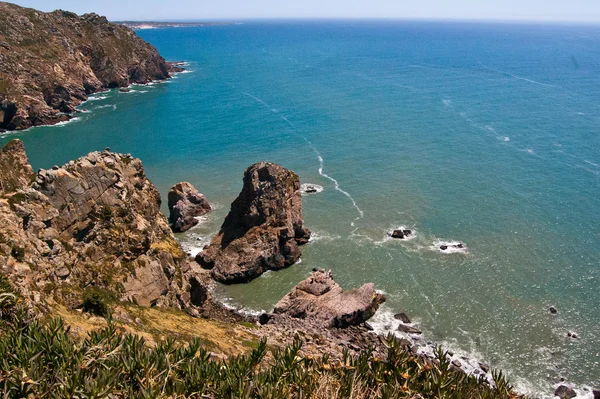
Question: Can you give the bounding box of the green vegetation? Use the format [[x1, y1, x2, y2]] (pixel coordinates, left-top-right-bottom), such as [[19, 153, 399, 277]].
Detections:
[[0, 296, 522, 399], [82, 286, 116, 317]]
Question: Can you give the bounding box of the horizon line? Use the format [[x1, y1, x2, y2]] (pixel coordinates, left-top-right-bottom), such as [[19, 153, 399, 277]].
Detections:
[[113, 16, 600, 26]]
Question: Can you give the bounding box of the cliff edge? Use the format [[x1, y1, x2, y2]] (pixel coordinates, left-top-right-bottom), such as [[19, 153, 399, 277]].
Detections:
[[0, 2, 181, 131]]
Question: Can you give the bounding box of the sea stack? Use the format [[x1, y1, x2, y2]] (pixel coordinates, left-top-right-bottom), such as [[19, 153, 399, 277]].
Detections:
[[168, 182, 211, 233], [196, 162, 310, 284], [273, 269, 386, 328]]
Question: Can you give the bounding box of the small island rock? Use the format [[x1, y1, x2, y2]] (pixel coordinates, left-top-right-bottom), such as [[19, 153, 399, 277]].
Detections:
[[196, 162, 310, 283]]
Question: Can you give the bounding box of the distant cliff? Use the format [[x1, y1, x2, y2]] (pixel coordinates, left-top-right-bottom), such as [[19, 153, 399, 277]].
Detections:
[[0, 2, 181, 130]]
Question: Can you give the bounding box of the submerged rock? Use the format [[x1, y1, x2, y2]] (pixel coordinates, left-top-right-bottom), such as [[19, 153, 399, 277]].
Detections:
[[168, 182, 211, 233], [397, 324, 422, 335], [273, 269, 386, 328], [549, 306, 558, 314], [196, 162, 310, 284]]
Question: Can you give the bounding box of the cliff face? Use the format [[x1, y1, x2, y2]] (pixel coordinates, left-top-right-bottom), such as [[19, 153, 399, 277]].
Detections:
[[0, 2, 181, 131], [0, 140, 205, 312]]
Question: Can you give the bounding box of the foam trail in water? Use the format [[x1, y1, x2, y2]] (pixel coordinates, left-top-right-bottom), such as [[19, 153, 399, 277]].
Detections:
[[478, 61, 555, 87], [303, 137, 364, 225], [242, 92, 365, 226]]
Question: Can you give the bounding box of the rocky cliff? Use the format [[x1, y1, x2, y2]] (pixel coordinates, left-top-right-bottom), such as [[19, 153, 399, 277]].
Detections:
[[0, 2, 181, 131], [0, 139, 205, 313], [196, 162, 311, 284]]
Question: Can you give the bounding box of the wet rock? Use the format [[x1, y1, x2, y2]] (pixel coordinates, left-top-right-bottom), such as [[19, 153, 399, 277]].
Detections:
[[567, 332, 579, 339], [440, 245, 448, 251], [479, 362, 490, 373], [119, 88, 131, 93], [167, 182, 211, 233], [197, 162, 310, 284], [305, 185, 317, 193], [273, 269, 385, 328], [549, 306, 558, 314], [554, 385, 576, 399], [364, 322, 374, 331], [397, 324, 422, 335], [452, 359, 462, 368], [394, 312, 411, 324], [391, 230, 405, 239]]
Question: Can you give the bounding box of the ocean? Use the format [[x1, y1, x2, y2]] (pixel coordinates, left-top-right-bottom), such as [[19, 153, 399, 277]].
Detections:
[[2, 20, 599, 397]]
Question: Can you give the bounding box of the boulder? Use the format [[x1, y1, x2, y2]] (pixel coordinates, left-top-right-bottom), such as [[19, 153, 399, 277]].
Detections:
[[554, 385, 576, 399], [394, 312, 411, 323], [167, 182, 211, 232], [196, 162, 310, 284], [273, 269, 386, 328]]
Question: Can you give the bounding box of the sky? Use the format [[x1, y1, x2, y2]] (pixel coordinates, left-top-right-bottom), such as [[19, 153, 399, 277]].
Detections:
[[8, 0, 600, 22]]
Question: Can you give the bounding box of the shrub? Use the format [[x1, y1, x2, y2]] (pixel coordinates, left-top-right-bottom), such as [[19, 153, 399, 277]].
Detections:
[[82, 286, 115, 317], [0, 303, 525, 399]]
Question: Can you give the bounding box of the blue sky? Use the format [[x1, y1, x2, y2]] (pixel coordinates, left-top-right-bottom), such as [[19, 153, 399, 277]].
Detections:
[[9, 0, 600, 22]]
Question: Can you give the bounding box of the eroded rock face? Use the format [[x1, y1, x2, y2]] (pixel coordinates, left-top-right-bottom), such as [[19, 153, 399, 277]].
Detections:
[[168, 182, 211, 233], [0, 141, 206, 311], [0, 3, 182, 131], [273, 269, 386, 328], [196, 162, 310, 284], [0, 139, 36, 194]]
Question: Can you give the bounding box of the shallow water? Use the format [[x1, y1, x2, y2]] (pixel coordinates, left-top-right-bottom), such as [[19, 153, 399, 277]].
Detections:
[[2, 20, 600, 397]]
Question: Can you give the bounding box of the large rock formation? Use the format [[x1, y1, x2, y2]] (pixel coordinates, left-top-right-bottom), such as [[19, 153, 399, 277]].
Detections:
[[273, 269, 386, 328], [168, 182, 211, 233], [196, 162, 311, 284], [0, 139, 205, 311], [0, 2, 182, 131]]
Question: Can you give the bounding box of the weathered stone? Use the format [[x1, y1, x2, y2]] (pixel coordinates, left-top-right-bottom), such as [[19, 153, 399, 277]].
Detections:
[[273, 269, 385, 328], [196, 162, 310, 284], [554, 385, 576, 399], [167, 182, 211, 233]]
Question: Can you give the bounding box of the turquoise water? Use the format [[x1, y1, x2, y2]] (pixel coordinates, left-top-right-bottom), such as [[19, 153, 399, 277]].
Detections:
[[2, 21, 600, 396]]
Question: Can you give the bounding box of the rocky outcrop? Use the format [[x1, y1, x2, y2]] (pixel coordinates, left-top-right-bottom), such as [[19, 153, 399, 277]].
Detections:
[[168, 182, 211, 233], [0, 139, 35, 194], [196, 162, 310, 284], [0, 140, 206, 312], [273, 269, 386, 328], [0, 2, 182, 131]]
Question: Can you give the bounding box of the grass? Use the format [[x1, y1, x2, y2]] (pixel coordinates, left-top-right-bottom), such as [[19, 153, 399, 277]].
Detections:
[[0, 293, 525, 399]]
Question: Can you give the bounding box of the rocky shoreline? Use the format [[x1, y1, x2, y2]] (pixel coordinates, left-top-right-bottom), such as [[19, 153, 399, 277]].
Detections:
[[0, 2, 183, 131], [1, 138, 597, 398]]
